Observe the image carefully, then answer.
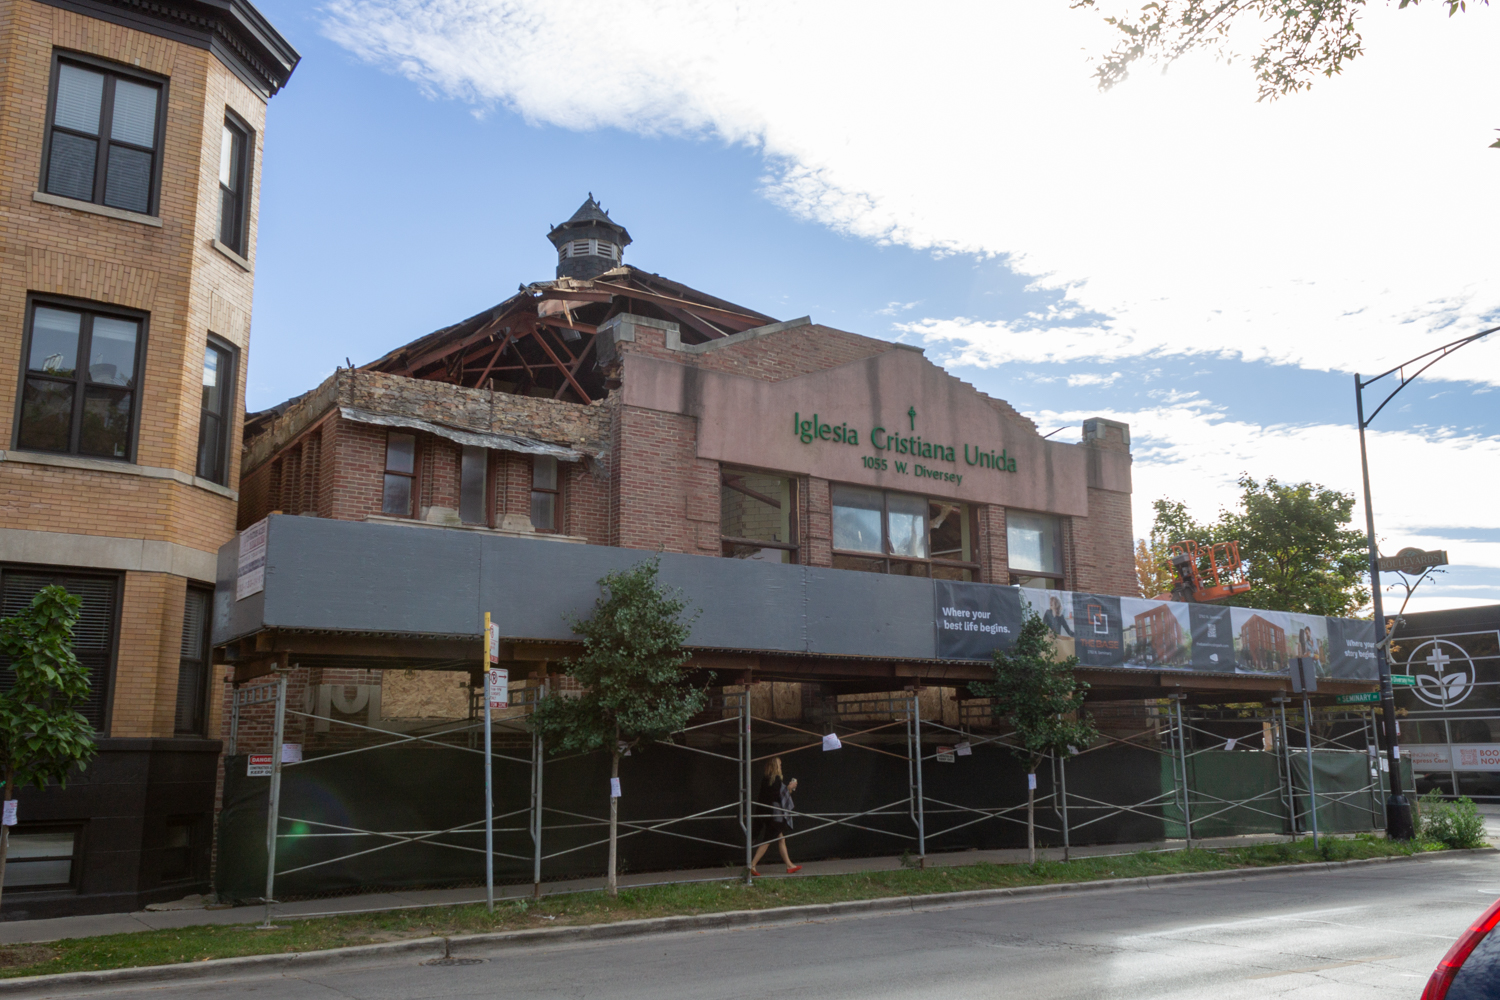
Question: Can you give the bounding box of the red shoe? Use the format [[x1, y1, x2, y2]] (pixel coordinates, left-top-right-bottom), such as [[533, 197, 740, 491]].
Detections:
[[750, 868, 761, 877], [786, 864, 803, 874]]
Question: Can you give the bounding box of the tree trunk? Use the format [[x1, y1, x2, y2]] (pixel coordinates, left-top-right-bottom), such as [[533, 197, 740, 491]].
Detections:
[[1027, 763, 1036, 865], [607, 749, 619, 898]]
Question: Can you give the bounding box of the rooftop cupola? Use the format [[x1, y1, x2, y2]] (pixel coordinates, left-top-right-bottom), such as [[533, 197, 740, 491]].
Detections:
[[547, 194, 632, 281]]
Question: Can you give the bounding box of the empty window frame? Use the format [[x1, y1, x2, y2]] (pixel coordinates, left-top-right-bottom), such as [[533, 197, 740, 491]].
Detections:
[[459, 446, 488, 525], [530, 456, 559, 531], [159, 816, 196, 882], [720, 468, 798, 563], [196, 338, 235, 484], [381, 432, 417, 516], [0, 567, 119, 730], [830, 485, 977, 579], [15, 299, 144, 460], [1007, 510, 1065, 588], [2, 827, 82, 891], [175, 586, 211, 735], [42, 55, 166, 215], [217, 114, 251, 254]]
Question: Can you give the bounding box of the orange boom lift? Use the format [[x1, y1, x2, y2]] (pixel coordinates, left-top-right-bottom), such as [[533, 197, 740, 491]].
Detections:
[[1156, 540, 1253, 604]]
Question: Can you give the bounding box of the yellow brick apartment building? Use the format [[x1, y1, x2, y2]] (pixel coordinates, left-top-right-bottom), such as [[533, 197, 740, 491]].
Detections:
[[0, 0, 295, 918]]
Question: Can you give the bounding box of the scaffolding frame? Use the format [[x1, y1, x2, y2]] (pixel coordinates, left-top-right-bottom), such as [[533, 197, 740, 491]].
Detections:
[[233, 681, 1391, 913]]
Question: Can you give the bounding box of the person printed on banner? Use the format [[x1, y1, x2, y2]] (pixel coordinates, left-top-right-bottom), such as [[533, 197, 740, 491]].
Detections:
[[1043, 595, 1074, 638], [1042, 594, 1077, 659], [750, 757, 802, 876]]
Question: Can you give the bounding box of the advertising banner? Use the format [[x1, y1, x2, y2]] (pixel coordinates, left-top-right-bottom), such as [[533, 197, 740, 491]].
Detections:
[[932, 581, 1379, 681], [1327, 618, 1378, 680], [1072, 593, 1124, 668], [1189, 605, 1234, 671], [1406, 744, 1500, 772], [934, 580, 1022, 660], [1120, 597, 1191, 668]]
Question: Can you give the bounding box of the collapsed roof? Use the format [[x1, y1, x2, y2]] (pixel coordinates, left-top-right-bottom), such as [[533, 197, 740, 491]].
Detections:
[[358, 265, 778, 404]]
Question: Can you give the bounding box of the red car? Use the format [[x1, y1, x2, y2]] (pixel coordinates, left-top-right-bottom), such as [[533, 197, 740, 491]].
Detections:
[[1425, 898, 1500, 999]]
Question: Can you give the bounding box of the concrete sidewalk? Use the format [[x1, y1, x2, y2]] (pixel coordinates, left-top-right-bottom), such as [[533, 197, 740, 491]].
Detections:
[[0, 831, 1311, 945]]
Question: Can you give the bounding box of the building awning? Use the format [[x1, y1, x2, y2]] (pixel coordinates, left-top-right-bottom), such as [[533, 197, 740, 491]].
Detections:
[[338, 406, 587, 462]]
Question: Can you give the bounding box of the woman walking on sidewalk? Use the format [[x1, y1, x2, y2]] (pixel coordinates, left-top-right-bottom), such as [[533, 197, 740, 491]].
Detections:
[[751, 757, 802, 875]]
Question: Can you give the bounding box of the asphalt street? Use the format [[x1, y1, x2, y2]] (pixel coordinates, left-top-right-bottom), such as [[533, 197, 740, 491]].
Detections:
[[26, 853, 1500, 1000]]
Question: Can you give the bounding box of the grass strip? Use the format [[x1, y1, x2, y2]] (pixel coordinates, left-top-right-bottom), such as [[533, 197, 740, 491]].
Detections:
[[0, 835, 1453, 979]]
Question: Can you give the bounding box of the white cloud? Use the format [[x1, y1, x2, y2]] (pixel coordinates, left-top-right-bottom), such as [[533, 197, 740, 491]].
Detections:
[[1067, 372, 1123, 388], [320, 0, 1500, 384], [1022, 401, 1500, 586]]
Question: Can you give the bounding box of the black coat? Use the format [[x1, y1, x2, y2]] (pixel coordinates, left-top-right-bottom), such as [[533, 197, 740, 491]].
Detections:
[[757, 777, 794, 836]]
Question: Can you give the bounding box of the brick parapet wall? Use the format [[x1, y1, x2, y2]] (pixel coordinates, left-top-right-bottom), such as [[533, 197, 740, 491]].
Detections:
[[1069, 487, 1138, 597], [615, 321, 897, 382], [243, 369, 611, 477], [977, 505, 1008, 584], [612, 405, 719, 555]]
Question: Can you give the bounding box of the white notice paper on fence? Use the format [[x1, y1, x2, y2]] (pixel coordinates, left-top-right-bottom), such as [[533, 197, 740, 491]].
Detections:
[[1224, 737, 1238, 751], [1380, 757, 1390, 772], [2, 800, 15, 826], [955, 741, 972, 757], [1027, 773, 1037, 790], [610, 777, 621, 799], [488, 668, 509, 710], [281, 743, 302, 763], [822, 733, 842, 751]]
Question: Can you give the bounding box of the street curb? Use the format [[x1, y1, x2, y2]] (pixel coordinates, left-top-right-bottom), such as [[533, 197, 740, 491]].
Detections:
[[4, 847, 1494, 994]]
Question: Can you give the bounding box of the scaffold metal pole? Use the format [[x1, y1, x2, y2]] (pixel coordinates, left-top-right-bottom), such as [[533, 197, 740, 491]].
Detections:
[[1303, 692, 1320, 849], [483, 613, 494, 913], [533, 710, 544, 899], [1058, 751, 1071, 861], [912, 693, 926, 863], [228, 679, 240, 756], [743, 693, 753, 884], [1173, 695, 1194, 848], [262, 665, 288, 929]]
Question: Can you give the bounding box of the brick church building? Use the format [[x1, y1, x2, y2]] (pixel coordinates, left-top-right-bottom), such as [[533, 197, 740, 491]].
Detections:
[[236, 198, 1138, 597]]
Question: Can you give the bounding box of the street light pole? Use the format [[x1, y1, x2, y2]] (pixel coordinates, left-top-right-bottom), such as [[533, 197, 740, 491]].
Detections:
[[1354, 383, 1410, 838], [1353, 325, 1496, 840]]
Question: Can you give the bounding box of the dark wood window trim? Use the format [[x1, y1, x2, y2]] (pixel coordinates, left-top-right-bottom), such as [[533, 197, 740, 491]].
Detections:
[[217, 109, 253, 256], [458, 445, 489, 526], [195, 335, 236, 485], [530, 455, 561, 533], [174, 585, 212, 735], [0, 564, 121, 734], [39, 50, 169, 217], [720, 467, 800, 564], [12, 294, 148, 463], [381, 431, 418, 518]]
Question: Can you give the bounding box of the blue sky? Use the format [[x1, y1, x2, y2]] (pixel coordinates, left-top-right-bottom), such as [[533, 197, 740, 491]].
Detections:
[[244, 1, 1500, 612]]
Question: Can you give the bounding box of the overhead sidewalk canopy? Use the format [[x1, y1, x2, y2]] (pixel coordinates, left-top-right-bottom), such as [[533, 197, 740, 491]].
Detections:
[[213, 515, 1379, 699]]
